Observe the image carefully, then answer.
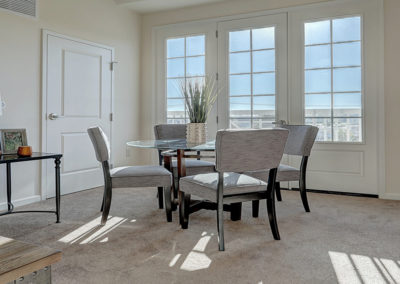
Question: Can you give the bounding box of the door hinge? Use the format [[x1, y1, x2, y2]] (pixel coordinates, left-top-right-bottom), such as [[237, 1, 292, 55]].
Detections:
[[110, 113, 113, 121], [216, 72, 219, 80], [216, 116, 219, 123], [216, 30, 218, 38], [110, 61, 118, 71]]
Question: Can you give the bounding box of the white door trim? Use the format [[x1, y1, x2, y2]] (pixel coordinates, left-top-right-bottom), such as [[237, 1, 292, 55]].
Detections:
[[41, 30, 115, 199]]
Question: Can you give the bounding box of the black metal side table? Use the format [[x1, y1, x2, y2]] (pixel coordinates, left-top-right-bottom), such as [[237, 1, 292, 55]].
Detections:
[[0, 153, 62, 223]]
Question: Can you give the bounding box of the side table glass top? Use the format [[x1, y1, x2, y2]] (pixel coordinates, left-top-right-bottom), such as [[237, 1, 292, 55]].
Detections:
[[127, 139, 215, 151]]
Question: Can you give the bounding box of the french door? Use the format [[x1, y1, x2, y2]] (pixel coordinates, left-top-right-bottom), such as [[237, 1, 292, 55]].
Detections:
[[217, 14, 288, 130]]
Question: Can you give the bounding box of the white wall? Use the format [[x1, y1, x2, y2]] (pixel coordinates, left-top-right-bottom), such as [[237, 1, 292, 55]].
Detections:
[[0, 0, 142, 208]]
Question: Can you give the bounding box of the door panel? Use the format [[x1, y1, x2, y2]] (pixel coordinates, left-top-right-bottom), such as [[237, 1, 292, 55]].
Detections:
[[44, 32, 113, 197]]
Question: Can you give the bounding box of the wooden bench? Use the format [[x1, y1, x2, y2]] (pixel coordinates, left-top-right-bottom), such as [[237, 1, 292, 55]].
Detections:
[[0, 236, 61, 284]]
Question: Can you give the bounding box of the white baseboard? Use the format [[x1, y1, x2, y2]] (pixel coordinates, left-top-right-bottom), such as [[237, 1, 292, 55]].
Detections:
[[379, 192, 400, 200], [0, 195, 41, 211]]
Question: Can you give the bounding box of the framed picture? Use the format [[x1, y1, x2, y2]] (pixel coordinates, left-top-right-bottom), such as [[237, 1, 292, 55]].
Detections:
[[0, 129, 28, 154]]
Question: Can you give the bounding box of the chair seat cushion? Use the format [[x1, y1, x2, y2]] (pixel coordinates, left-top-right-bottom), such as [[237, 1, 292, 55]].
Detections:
[[171, 160, 215, 175], [245, 164, 300, 182], [110, 166, 172, 188], [180, 172, 267, 202]]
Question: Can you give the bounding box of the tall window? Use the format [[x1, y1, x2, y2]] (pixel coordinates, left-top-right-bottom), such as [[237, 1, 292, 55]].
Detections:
[[304, 16, 362, 142], [166, 35, 206, 124], [228, 27, 276, 129]]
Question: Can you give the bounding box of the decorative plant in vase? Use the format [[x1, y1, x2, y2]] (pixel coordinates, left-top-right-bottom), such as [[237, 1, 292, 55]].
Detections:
[[180, 77, 219, 143]]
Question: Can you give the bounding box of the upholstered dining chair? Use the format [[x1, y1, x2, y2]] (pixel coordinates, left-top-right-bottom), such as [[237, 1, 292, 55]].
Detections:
[[179, 128, 289, 251], [248, 125, 318, 214], [88, 126, 172, 225], [154, 124, 216, 214]]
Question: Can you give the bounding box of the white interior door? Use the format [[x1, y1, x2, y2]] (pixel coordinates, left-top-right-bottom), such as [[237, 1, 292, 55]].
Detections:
[[217, 14, 288, 129], [42, 31, 113, 197]]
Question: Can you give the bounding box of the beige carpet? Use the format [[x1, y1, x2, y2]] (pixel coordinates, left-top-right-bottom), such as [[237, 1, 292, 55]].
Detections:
[[1, 187, 399, 284]]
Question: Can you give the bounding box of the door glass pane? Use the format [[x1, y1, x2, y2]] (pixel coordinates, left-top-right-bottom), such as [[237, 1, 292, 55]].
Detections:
[[333, 42, 361, 67], [167, 38, 184, 58], [305, 45, 331, 69], [230, 74, 251, 96], [333, 17, 361, 42], [305, 118, 332, 141], [167, 79, 182, 98], [228, 26, 276, 128], [229, 30, 250, 52], [253, 96, 275, 119], [305, 20, 330, 45], [253, 73, 275, 95], [304, 16, 363, 142], [333, 93, 362, 117], [166, 34, 206, 123], [230, 96, 251, 117], [252, 27, 274, 50], [186, 56, 205, 76], [333, 118, 362, 142], [230, 118, 251, 129], [167, 58, 184, 77], [305, 94, 331, 117], [230, 52, 251, 73], [186, 35, 205, 56], [252, 50, 275, 72], [333, 67, 361, 92], [305, 69, 331, 93]]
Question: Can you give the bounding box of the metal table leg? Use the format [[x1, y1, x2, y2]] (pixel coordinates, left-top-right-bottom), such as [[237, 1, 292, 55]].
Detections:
[[55, 158, 61, 223]]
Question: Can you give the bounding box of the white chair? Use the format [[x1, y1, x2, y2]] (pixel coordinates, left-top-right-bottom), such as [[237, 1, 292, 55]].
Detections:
[[88, 126, 173, 225]]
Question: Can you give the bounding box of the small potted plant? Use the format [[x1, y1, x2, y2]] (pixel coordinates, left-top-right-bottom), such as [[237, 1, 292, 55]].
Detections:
[[180, 77, 218, 144]]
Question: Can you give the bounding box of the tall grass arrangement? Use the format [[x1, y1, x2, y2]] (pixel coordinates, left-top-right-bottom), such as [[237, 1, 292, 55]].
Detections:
[[180, 77, 219, 123]]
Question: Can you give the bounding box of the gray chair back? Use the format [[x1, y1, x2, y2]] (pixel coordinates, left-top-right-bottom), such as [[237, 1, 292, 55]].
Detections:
[[87, 126, 110, 162], [279, 125, 318, 156], [215, 129, 289, 173], [154, 124, 186, 140]]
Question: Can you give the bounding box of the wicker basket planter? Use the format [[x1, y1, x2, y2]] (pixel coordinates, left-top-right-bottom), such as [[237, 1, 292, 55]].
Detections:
[[186, 123, 206, 144]]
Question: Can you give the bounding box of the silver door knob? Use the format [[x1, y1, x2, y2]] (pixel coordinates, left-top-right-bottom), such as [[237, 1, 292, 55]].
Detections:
[[48, 113, 64, 120]]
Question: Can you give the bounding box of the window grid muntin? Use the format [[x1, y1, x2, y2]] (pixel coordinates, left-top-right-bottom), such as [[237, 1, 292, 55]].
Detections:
[[166, 35, 206, 124], [304, 16, 363, 142], [229, 27, 276, 129]]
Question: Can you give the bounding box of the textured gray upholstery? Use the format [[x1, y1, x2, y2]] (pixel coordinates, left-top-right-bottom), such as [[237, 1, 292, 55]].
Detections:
[[87, 127, 110, 162], [154, 124, 216, 174], [180, 172, 267, 202], [246, 164, 300, 182], [279, 125, 318, 156], [154, 124, 186, 140], [215, 129, 289, 173], [172, 160, 215, 176], [110, 166, 172, 188]]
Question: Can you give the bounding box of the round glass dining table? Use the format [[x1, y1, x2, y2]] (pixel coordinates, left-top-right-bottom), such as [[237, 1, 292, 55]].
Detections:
[[127, 139, 216, 206]]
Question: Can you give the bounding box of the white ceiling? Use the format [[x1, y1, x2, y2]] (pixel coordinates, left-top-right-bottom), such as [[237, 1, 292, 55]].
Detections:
[[114, 0, 235, 14]]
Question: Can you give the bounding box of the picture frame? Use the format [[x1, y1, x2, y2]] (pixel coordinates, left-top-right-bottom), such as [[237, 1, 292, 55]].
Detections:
[[0, 129, 28, 154]]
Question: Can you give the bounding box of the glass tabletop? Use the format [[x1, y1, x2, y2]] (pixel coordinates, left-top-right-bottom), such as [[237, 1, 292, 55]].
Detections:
[[127, 139, 215, 151]]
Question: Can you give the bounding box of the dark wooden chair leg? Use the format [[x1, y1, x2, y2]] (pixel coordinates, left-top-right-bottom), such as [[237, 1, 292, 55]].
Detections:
[[299, 178, 310, 213], [267, 196, 280, 240], [171, 177, 178, 211], [299, 156, 310, 212], [217, 200, 225, 251], [100, 196, 104, 212], [101, 185, 112, 225], [157, 187, 164, 209], [275, 182, 282, 201], [180, 192, 190, 229], [164, 187, 172, 222], [252, 200, 259, 218], [230, 203, 242, 221]]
